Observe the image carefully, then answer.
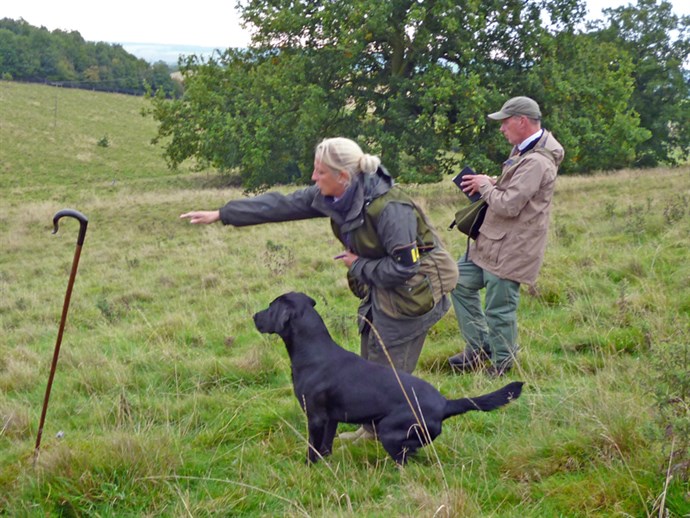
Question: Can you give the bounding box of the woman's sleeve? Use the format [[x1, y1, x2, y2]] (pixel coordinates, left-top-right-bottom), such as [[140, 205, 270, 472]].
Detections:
[[349, 202, 421, 288], [219, 186, 323, 226]]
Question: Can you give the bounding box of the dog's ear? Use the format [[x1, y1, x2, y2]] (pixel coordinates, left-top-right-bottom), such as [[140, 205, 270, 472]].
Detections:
[[272, 304, 293, 334]]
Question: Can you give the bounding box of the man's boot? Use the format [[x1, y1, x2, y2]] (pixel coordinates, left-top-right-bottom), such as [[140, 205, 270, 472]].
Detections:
[[338, 425, 376, 442], [448, 347, 490, 372]]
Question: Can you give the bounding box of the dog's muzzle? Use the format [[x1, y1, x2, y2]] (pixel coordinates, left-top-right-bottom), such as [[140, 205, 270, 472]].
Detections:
[[253, 310, 269, 333]]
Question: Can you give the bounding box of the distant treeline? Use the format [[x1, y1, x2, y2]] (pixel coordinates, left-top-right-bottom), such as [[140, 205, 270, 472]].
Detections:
[[0, 18, 182, 97]]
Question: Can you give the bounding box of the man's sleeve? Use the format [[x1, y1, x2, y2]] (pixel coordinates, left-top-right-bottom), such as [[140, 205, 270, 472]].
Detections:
[[482, 156, 547, 218]]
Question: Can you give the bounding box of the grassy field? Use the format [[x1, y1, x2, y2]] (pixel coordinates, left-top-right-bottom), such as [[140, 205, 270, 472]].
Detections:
[[1, 80, 690, 516]]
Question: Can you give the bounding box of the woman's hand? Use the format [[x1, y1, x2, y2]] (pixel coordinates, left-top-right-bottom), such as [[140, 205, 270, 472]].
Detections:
[[179, 210, 221, 225], [334, 250, 359, 268]]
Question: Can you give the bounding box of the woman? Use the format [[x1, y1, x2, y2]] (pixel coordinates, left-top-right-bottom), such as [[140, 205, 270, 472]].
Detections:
[[181, 137, 457, 439]]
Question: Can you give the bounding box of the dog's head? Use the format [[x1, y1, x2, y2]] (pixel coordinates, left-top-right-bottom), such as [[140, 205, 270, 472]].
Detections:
[[253, 291, 317, 336]]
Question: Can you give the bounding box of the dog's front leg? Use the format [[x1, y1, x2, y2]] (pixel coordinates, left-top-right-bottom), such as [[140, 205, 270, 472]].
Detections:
[[319, 419, 338, 457], [307, 418, 326, 464]]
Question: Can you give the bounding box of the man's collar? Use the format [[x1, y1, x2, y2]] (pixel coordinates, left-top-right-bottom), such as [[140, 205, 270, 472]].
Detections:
[[517, 129, 543, 152]]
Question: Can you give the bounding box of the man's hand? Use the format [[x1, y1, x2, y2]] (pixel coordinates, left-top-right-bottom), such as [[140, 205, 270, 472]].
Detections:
[[460, 174, 495, 197]]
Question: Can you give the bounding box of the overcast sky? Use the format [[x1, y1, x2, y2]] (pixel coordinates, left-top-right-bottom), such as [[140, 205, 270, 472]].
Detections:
[[2, 0, 689, 49]]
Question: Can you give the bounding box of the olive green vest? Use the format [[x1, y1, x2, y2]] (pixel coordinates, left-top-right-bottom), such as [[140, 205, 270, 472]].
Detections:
[[331, 187, 458, 318], [330, 187, 435, 258]]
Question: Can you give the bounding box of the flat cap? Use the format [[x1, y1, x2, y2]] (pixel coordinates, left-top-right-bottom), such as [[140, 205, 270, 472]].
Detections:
[[488, 96, 541, 120]]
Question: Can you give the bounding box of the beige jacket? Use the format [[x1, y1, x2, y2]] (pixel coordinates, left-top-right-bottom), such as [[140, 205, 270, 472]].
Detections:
[[470, 130, 564, 285]]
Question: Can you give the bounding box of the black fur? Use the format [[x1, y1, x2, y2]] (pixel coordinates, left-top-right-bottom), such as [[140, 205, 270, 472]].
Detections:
[[253, 291, 524, 464]]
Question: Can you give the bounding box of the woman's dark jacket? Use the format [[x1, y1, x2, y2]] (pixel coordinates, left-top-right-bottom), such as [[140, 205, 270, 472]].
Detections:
[[218, 167, 454, 345]]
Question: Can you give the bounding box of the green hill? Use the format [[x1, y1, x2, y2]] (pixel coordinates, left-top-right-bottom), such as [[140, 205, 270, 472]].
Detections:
[[1, 81, 176, 193], [1, 81, 690, 516]]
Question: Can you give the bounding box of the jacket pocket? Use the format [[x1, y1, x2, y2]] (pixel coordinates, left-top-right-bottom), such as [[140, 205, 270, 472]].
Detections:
[[477, 225, 506, 266], [375, 273, 435, 318]]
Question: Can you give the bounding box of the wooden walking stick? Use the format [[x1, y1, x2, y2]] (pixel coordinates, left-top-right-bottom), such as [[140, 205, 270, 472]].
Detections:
[[34, 209, 88, 465]]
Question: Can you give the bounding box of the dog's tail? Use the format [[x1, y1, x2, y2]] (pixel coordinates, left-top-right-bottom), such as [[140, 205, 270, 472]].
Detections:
[[443, 381, 524, 419]]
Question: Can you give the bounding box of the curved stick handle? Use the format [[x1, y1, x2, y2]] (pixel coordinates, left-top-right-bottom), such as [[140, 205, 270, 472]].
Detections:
[[52, 209, 89, 246]]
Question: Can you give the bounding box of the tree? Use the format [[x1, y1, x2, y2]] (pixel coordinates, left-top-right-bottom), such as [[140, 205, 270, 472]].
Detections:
[[150, 0, 567, 185], [238, 0, 582, 181], [591, 0, 690, 166], [428, 0, 651, 174], [147, 0, 657, 188], [499, 31, 651, 174], [0, 29, 20, 78], [146, 49, 335, 189]]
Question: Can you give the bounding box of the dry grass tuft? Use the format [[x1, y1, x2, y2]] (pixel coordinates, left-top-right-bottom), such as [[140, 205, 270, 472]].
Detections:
[[0, 403, 33, 439]]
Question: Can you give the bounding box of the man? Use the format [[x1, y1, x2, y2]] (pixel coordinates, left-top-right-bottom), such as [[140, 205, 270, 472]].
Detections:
[[448, 96, 564, 377]]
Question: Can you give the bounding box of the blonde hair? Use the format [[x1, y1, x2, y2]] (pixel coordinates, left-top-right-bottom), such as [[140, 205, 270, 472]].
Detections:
[[315, 138, 381, 187]]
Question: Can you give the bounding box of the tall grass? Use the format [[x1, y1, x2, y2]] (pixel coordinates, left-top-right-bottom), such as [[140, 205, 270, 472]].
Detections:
[[1, 80, 689, 516]]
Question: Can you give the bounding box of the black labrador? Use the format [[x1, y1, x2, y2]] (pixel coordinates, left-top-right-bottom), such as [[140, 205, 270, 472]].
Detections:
[[253, 291, 524, 465]]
